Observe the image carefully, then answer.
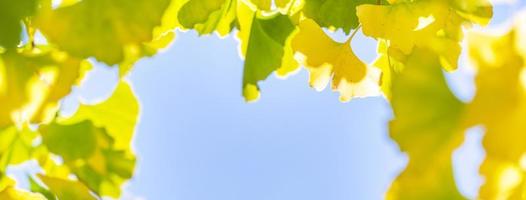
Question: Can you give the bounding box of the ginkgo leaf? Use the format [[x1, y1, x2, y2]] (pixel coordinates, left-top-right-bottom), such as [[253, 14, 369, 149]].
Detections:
[[237, 3, 296, 101], [246, 0, 271, 11], [38, 175, 96, 200], [303, 0, 379, 34], [371, 40, 404, 99], [292, 19, 380, 102], [0, 51, 37, 127], [114, 0, 183, 76], [275, 0, 293, 9], [386, 0, 492, 25], [0, 48, 87, 126], [357, 0, 490, 70], [35, 0, 171, 65], [40, 121, 98, 161], [0, 187, 47, 200], [450, 0, 493, 25], [0, 173, 15, 192], [40, 120, 136, 198], [178, 0, 237, 36], [0, 127, 37, 168], [29, 176, 56, 200], [30, 56, 91, 124], [0, 0, 37, 48], [388, 49, 465, 200], [61, 81, 139, 150], [466, 28, 526, 200]]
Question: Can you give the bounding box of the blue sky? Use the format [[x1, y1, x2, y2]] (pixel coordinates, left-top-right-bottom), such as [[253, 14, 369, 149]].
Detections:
[[58, 1, 526, 199]]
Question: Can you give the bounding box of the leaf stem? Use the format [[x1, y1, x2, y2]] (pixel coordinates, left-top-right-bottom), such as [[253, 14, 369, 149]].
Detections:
[[345, 24, 362, 44], [287, 0, 298, 15]]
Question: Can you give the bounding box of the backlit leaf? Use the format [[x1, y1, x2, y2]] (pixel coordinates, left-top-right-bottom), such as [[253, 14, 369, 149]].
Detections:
[[178, 0, 237, 36], [62, 81, 139, 150], [292, 19, 380, 102], [466, 26, 526, 200], [40, 118, 136, 198], [38, 175, 96, 200], [303, 0, 379, 34], [36, 0, 171, 65], [0, 48, 87, 126], [388, 49, 465, 200], [237, 3, 296, 101], [357, 0, 491, 70], [0, 0, 37, 48], [0, 187, 46, 200]]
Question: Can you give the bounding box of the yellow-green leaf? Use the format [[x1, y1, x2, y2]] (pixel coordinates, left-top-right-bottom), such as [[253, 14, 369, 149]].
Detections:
[[0, 0, 37, 48], [303, 0, 380, 34], [62, 81, 139, 150], [178, 0, 237, 36], [36, 0, 171, 65], [0, 127, 37, 168], [0, 49, 86, 126], [388, 49, 465, 200], [40, 120, 136, 198], [38, 175, 96, 200], [40, 121, 98, 161]]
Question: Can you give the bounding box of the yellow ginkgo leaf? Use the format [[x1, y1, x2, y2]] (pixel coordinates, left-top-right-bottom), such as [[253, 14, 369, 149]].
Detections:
[[0, 127, 38, 168], [38, 175, 96, 200], [388, 48, 466, 200], [466, 28, 526, 200], [0, 49, 88, 127], [292, 19, 380, 102], [275, 0, 293, 9], [246, 0, 271, 10], [357, 0, 487, 70], [371, 40, 404, 100], [0, 187, 46, 200]]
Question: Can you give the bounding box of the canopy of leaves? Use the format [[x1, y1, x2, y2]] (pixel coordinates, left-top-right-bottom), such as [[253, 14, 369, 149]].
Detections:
[[3, 0, 526, 199]]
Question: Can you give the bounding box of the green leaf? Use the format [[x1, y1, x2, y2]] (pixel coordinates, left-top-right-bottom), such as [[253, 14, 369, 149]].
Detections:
[[40, 115, 136, 197], [29, 176, 56, 200], [303, 0, 378, 34], [0, 0, 37, 48], [40, 121, 98, 161], [35, 0, 172, 65], [178, 0, 237, 36], [237, 4, 296, 101]]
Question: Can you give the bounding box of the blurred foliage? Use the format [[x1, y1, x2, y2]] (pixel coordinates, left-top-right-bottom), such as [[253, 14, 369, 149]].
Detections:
[[1, 0, 526, 199]]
